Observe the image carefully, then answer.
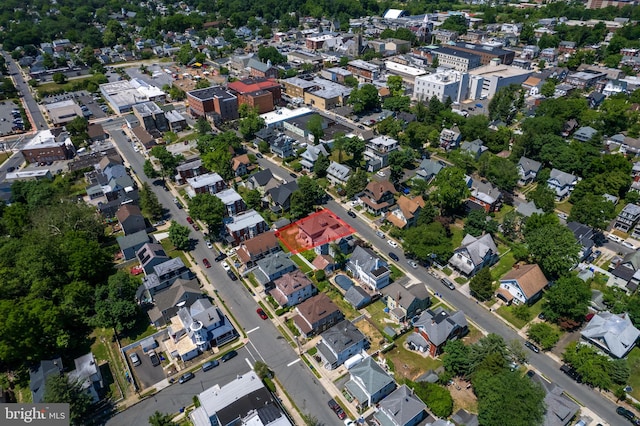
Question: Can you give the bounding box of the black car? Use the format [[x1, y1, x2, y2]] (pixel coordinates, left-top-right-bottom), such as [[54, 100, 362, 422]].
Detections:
[[524, 341, 540, 353], [617, 406, 639, 424], [560, 364, 582, 383], [441, 278, 456, 290], [389, 252, 399, 262], [148, 350, 160, 367], [289, 172, 298, 178], [215, 252, 228, 262], [178, 372, 195, 384], [347, 210, 357, 218], [202, 360, 219, 371], [227, 270, 238, 281], [221, 350, 238, 362], [327, 399, 340, 412], [526, 370, 535, 379], [256, 153, 263, 158]]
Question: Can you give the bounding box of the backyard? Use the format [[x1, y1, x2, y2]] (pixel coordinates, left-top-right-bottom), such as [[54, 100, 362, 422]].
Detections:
[[384, 333, 443, 381], [626, 346, 640, 402], [496, 300, 544, 330]]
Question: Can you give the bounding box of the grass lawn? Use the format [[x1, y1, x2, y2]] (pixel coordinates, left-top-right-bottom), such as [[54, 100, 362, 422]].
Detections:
[[493, 204, 514, 222], [290, 254, 313, 274], [365, 300, 392, 332], [385, 334, 443, 381], [450, 223, 465, 249], [324, 287, 360, 320], [496, 305, 530, 329], [454, 276, 468, 285], [160, 238, 192, 268], [555, 200, 573, 214], [390, 265, 404, 281], [626, 347, 640, 401], [491, 251, 516, 281], [0, 151, 11, 165], [91, 328, 130, 400]]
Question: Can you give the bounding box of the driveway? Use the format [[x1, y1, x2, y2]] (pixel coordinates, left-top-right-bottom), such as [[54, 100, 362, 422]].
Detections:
[[126, 347, 167, 390]]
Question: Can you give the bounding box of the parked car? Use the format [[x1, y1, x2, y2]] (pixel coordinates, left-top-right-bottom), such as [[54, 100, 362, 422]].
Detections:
[[407, 260, 418, 269], [289, 172, 298, 178], [221, 350, 238, 362], [524, 341, 540, 353], [256, 152, 263, 158], [560, 364, 582, 383], [206, 241, 213, 249], [526, 370, 535, 379], [174, 198, 183, 209], [328, 399, 340, 412], [226, 270, 238, 281], [257, 308, 268, 320], [376, 231, 385, 239], [186, 216, 194, 224], [335, 408, 347, 420], [193, 223, 200, 231], [214, 252, 228, 262], [388, 240, 398, 248], [148, 350, 160, 367], [389, 252, 399, 262], [617, 406, 639, 424], [203, 258, 211, 268], [202, 360, 219, 371], [178, 372, 195, 384], [130, 352, 141, 367], [347, 210, 357, 218], [221, 261, 231, 271], [441, 278, 456, 290]]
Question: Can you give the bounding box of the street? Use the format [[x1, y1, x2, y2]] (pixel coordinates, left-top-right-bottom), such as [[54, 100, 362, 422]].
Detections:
[[3, 53, 47, 129]]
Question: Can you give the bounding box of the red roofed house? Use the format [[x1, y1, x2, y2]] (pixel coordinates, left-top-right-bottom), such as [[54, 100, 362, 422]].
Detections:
[[235, 231, 281, 267], [227, 78, 282, 114], [232, 154, 252, 177], [297, 212, 352, 248], [293, 293, 344, 337], [497, 264, 549, 305], [360, 180, 397, 216], [386, 195, 425, 229], [271, 270, 316, 307]]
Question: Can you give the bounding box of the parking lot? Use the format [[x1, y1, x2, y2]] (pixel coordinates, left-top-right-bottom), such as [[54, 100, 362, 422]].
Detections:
[[126, 346, 168, 389], [0, 100, 26, 136]]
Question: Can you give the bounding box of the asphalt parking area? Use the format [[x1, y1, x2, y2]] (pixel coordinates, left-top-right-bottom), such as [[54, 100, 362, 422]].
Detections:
[[127, 347, 168, 389], [0, 100, 25, 136]]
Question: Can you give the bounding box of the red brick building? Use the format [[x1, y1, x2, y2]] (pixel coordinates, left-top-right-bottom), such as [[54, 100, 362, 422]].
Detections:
[[187, 86, 238, 121], [228, 78, 281, 114]]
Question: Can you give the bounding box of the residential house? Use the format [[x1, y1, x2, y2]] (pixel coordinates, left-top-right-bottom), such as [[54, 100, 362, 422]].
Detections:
[[293, 293, 344, 337], [270, 134, 295, 159], [117, 230, 150, 260], [136, 242, 170, 275], [189, 371, 292, 426], [246, 169, 279, 193], [529, 373, 579, 426], [271, 270, 316, 307], [316, 319, 369, 370], [253, 252, 297, 288], [299, 144, 330, 172], [468, 180, 502, 213], [168, 299, 238, 361], [373, 385, 428, 426], [573, 126, 598, 143], [581, 312, 640, 358], [439, 127, 461, 150], [186, 172, 226, 196], [614, 203, 640, 233], [497, 264, 549, 305], [326, 161, 352, 185], [344, 285, 372, 309], [298, 212, 354, 250], [116, 204, 146, 235], [460, 139, 488, 160], [415, 158, 445, 182], [235, 231, 281, 267], [139, 257, 194, 302], [588, 91, 606, 109], [364, 136, 399, 172], [360, 180, 398, 216], [382, 283, 431, 323], [344, 357, 396, 409], [448, 233, 499, 277], [224, 209, 269, 246], [407, 307, 469, 357], [231, 154, 251, 177], [611, 251, 640, 293], [176, 159, 208, 183], [266, 181, 298, 212], [547, 169, 578, 201], [147, 278, 205, 327], [30, 357, 63, 403], [516, 200, 544, 218], [68, 353, 104, 403], [347, 246, 391, 290], [247, 57, 279, 79], [215, 188, 247, 217], [566, 222, 596, 261], [521, 76, 543, 96], [517, 156, 542, 186], [386, 195, 425, 229], [451, 410, 479, 426]]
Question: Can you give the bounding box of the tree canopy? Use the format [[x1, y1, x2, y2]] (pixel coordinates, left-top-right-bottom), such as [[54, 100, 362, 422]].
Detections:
[[188, 193, 226, 234], [348, 84, 381, 113], [525, 222, 580, 279]]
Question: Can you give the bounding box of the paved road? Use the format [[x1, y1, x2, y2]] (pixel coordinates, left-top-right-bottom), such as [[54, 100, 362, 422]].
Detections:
[[255, 156, 621, 425], [103, 128, 338, 425], [2, 52, 47, 129]]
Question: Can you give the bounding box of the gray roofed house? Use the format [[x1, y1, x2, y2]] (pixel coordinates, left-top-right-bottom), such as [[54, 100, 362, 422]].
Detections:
[[573, 126, 598, 143], [451, 409, 479, 426], [373, 384, 428, 426], [136, 242, 169, 275], [614, 203, 640, 233], [147, 278, 205, 327], [139, 257, 194, 301], [516, 200, 544, 217], [246, 169, 278, 192], [344, 357, 396, 409], [415, 158, 445, 182], [581, 311, 640, 358], [344, 285, 372, 309], [266, 181, 298, 212], [382, 283, 431, 323], [529, 372, 579, 426], [117, 230, 150, 260], [448, 233, 498, 277], [566, 221, 595, 261], [327, 161, 352, 185], [68, 352, 104, 403], [517, 156, 542, 186], [300, 144, 330, 171], [30, 357, 63, 403], [468, 179, 502, 212], [253, 252, 297, 288], [408, 307, 468, 357], [547, 168, 578, 201], [316, 319, 369, 370], [460, 139, 488, 160], [347, 246, 391, 290]]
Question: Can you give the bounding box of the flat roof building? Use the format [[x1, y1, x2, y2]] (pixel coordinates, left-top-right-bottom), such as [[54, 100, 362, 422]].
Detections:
[[99, 78, 166, 114], [187, 86, 238, 121], [21, 129, 75, 163], [45, 100, 84, 126]]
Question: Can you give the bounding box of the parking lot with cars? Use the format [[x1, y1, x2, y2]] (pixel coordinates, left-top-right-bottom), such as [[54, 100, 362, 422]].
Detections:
[[0, 100, 26, 136]]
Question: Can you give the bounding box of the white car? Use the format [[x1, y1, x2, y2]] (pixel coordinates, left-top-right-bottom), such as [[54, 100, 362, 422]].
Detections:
[[221, 261, 231, 271], [388, 240, 398, 248], [376, 170, 386, 177], [206, 241, 213, 249]]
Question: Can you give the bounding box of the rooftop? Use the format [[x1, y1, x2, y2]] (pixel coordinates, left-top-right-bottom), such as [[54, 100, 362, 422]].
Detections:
[[226, 209, 266, 233]]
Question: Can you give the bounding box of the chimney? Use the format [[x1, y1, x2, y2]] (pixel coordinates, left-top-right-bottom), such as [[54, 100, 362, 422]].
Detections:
[[397, 291, 401, 301]]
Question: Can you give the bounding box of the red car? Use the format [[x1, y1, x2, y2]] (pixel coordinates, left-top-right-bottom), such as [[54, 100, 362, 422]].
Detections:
[[186, 216, 194, 224], [256, 308, 268, 320], [193, 223, 200, 231], [202, 258, 211, 268]]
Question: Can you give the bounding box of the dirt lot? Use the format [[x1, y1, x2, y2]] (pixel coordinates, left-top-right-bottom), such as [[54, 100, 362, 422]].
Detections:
[[354, 317, 386, 354], [448, 377, 478, 413]]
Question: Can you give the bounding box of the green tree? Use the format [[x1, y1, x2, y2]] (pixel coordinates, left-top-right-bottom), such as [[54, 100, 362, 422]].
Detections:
[[195, 117, 212, 135], [344, 136, 366, 165], [290, 176, 324, 219], [345, 169, 368, 199], [143, 160, 158, 178], [257, 46, 286, 64], [410, 381, 453, 417], [527, 322, 560, 350], [478, 153, 519, 191], [470, 267, 493, 301], [140, 182, 163, 221], [344, 75, 359, 88], [540, 80, 556, 97], [244, 189, 262, 210], [188, 193, 226, 234], [313, 154, 330, 178], [442, 340, 470, 376], [148, 411, 177, 426], [253, 361, 271, 379], [439, 15, 468, 35], [307, 114, 325, 144], [543, 275, 591, 327], [526, 223, 580, 279], [239, 109, 266, 140], [66, 116, 89, 146], [52, 72, 67, 84], [402, 222, 452, 263], [202, 147, 233, 180], [464, 210, 498, 237], [93, 271, 141, 334], [150, 146, 183, 179], [44, 374, 93, 426], [526, 185, 555, 213], [195, 79, 211, 89], [431, 167, 470, 214], [387, 75, 404, 96], [568, 194, 615, 230], [168, 220, 191, 251], [348, 84, 380, 113]]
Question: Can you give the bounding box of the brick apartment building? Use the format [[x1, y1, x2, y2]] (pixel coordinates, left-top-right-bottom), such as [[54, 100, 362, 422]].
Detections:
[[227, 78, 282, 114], [187, 86, 239, 121]]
